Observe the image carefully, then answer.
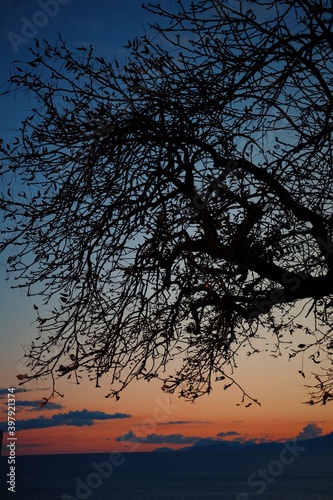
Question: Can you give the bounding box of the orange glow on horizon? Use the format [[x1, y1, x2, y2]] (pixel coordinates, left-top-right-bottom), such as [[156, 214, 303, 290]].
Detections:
[[1, 338, 331, 456]]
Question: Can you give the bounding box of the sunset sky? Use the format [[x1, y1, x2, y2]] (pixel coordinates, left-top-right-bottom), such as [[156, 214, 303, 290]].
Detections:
[[0, 0, 332, 457]]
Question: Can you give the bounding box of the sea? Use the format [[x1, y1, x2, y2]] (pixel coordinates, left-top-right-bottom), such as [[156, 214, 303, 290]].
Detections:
[[0, 449, 332, 500]]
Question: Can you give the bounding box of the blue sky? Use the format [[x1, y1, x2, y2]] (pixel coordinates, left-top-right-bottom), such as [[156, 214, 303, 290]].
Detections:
[[0, 0, 165, 452], [0, 0, 152, 136], [0, 0, 332, 457], [0, 3, 155, 331]]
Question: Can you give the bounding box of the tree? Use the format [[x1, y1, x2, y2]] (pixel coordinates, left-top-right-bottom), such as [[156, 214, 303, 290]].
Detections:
[[1, 0, 333, 406]]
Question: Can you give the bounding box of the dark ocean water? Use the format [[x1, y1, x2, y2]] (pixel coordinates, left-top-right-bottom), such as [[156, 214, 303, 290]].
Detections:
[[0, 449, 332, 500]]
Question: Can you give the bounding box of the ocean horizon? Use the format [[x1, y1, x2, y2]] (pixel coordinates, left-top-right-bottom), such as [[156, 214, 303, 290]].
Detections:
[[0, 448, 332, 499]]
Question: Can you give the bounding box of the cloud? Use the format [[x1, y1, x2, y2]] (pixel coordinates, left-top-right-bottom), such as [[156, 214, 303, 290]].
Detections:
[[0, 387, 50, 395], [156, 421, 192, 426], [254, 434, 274, 444], [0, 409, 131, 431], [15, 400, 64, 411], [296, 423, 323, 441], [116, 431, 201, 445], [0, 388, 29, 395], [216, 431, 240, 438], [157, 420, 211, 426]]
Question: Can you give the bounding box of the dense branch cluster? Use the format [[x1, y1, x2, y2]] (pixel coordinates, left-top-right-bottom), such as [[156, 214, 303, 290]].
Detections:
[[1, 0, 333, 404]]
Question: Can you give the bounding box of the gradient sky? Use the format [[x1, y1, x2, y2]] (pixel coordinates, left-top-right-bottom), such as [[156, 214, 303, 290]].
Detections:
[[0, 0, 332, 458]]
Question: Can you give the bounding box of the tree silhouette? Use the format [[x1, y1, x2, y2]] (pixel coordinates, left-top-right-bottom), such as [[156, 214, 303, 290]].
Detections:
[[1, 0, 333, 405]]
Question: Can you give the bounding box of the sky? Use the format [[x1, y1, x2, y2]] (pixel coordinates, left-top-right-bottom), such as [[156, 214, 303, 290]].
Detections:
[[0, 0, 332, 459]]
